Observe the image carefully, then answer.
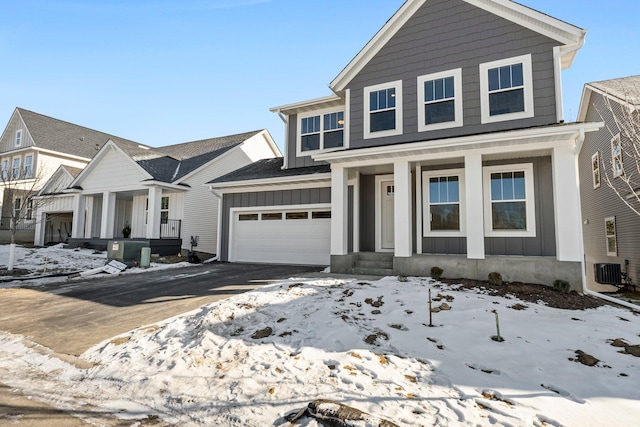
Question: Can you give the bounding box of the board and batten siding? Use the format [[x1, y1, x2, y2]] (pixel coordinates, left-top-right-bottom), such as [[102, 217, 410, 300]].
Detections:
[[80, 147, 148, 191], [347, 0, 560, 150], [219, 187, 331, 261], [579, 92, 639, 291], [286, 113, 327, 169], [0, 113, 33, 153], [130, 192, 184, 240]]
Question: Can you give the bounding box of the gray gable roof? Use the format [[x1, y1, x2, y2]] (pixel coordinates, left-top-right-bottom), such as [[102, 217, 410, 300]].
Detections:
[[588, 75, 640, 105], [209, 158, 330, 184], [110, 129, 265, 183], [17, 108, 147, 159]]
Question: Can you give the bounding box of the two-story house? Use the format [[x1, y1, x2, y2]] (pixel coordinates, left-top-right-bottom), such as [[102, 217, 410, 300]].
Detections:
[[577, 75, 640, 292], [0, 108, 133, 242], [210, 0, 601, 288]]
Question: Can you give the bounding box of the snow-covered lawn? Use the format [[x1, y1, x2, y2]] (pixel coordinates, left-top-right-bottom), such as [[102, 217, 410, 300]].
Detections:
[[1, 273, 639, 426], [0, 244, 192, 288]]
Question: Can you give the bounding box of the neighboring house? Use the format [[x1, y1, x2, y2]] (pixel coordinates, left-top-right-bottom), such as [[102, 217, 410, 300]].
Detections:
[[210, 0, 602, 288], [577, 76, 640, 292], [0, 108, 128, 240], [52, 130, 280, 256]]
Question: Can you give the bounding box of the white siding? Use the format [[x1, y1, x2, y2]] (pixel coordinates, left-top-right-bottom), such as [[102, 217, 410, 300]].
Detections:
[[33, 194, 75, 245], [80, 147, 148, 191]]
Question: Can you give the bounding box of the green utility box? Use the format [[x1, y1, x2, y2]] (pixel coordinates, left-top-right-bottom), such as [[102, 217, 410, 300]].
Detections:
[[107, 240, 148, 265]]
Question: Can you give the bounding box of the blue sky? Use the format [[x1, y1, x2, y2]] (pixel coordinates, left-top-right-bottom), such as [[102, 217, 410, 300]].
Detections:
[[1, 0, 638, 150]]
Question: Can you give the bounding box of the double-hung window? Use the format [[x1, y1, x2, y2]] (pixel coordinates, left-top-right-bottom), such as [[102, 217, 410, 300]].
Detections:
[[12, 158, 21, 179], [592, 152, 601, 189], [160, 196, 169, 224], [1, 160, 8, 180], [15, 130, 22, 147], [479, 54, 533, 123], [299, 109, 344, 154], [364, 80, 402, 138], [423, 169, 465, 236], [611, 135, 623, 177], [24, 155, 33, 178], [483, 163, 536, 237], [417, 69, 463, 131], [605, 216, 617, 256]]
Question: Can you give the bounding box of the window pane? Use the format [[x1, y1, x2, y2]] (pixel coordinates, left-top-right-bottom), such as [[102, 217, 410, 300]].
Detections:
[[161, 197, 169, 209], [425, 80, 434, 102], [286, 212, 308, 220], [434, 78, 444, 100], [378, 90, 387, 110], [431, 204, 460, 230], [499, 66, 512, 89], [239, 214, 258, 221], [491, 173, 502, 201], [492, 201, 526, 230], [429, 178, 439, 203], [444, 76, 454, 98], [511, 63, 523, 87], [301, 134, 320, 151], [370, 91, 378, 111], [513, 171, 526, 199], [337, 111, 344, 128], [262, 213, 282, 220], [448, 176, 459, 203], [324, 130, 343, 148], [488, 68, 500, 91], [387, 88, 396, 108], [370, 110, 396, 132], [489, 88, 524, 116], [312, 211, 331, 219], [425, 100, 455, 124], [502, 172, 514, 200]]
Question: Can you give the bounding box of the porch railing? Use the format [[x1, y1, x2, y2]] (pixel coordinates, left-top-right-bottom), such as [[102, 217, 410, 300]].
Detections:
[[160, 219, 181, 239]]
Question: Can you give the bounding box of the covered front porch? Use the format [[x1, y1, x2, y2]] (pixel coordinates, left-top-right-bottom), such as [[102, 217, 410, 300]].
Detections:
[[67, 184, 184, 255], [318, 124, 598, 289]]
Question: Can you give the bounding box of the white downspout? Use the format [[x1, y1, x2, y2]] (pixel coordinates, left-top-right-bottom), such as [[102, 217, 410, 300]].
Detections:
[[575, 129, 639, 311], [205, 187, 223, 262], [274, 109, 289, 170]]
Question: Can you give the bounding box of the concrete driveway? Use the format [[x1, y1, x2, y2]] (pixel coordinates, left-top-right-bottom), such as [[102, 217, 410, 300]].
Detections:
[[0, 262, 320, 425]]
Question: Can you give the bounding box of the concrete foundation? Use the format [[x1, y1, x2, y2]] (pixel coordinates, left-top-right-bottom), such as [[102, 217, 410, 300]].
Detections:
[[332, 253, 583, 291]]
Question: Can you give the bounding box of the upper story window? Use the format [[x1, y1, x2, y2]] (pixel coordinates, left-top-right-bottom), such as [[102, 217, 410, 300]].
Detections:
[[24, 155, 33, 178], [483, 163, 536, 237], [1, 160, 8, 180], [479, 54, 534, 124], [364, 80, 403, 139], [417, 69, 463, 132], [15, 130, 22, 147], [592, 152, 601, 189], [298, 109, 344, 154], [12, 158, 21, 179], [423, 168, 466, 237], [611, 134, 623, 177]]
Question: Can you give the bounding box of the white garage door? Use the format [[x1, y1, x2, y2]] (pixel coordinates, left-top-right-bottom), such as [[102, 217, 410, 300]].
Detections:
[[231, 207, 331, 266]]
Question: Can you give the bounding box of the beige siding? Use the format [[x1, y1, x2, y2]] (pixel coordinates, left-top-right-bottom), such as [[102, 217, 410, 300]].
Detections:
[[0, 112, 34, 153], [80, 147, 148, 191]]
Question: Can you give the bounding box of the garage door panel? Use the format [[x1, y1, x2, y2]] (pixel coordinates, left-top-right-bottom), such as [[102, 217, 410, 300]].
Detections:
[[232, 210, 331, 266]]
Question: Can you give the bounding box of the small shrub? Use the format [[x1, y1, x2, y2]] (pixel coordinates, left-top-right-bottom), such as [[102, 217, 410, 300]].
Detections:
[[430, 266, 444, 279], [488, 272, 503, 286], [553, 279, 571, 294]]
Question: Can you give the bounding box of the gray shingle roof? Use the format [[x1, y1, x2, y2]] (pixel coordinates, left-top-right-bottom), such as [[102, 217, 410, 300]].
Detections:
[[589, 75, 640, 105], [209, 158, 330, 184], [17, 108, 148, 159]]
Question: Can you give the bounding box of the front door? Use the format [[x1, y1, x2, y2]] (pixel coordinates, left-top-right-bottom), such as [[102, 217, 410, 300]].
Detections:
[[376, 176, 395, 251]]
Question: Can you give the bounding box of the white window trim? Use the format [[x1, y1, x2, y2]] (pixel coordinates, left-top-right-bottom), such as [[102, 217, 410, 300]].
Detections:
[[297, 106, 346, 157], [605, 216, 617, 257], [24, 155, 33, 179], [15, 130, 22, 147], [422, 168, 466, 237], [1, 160, 8, 180], [417, 68, 463, 132], [611, 134, 623, 178], [479, 54, 534, 124], [11, 157, 21, 179], [364, 80, 403, 139], [592, 151, 600, 189], [482, 163, 536, 237]]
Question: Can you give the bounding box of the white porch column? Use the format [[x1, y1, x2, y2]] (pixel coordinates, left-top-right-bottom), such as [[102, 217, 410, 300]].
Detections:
[[331, 165, 349, 255], [100, 191, 116, 239], [352, 171, 360, 253], [85, 196, 94, 238], [71, 194, 86, 238], [552, 145, 582, 261], [146, 186, 162, 239], [465, 154, 485, 259], [394, 160, 412, 257]]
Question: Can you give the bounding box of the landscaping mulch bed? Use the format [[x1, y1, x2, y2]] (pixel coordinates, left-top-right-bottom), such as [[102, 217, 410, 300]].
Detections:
[[440, 278, 609, 310]]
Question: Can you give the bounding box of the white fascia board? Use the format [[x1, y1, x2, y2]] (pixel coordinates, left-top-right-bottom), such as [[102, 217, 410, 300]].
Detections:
[[576, 85, 594, 123], [466, 0, 585, 46], [269, 95, 343, 115], [140, 181, 190, 191], [581, 84, 640, 113], [209, 174, 331, 194], [330, 0, 426, 92], [71, 140, 153, 187]]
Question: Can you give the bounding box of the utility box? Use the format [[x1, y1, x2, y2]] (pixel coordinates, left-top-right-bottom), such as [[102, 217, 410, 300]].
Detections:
[[140, 247, 151, 268], [107, 240, 148, 265]]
